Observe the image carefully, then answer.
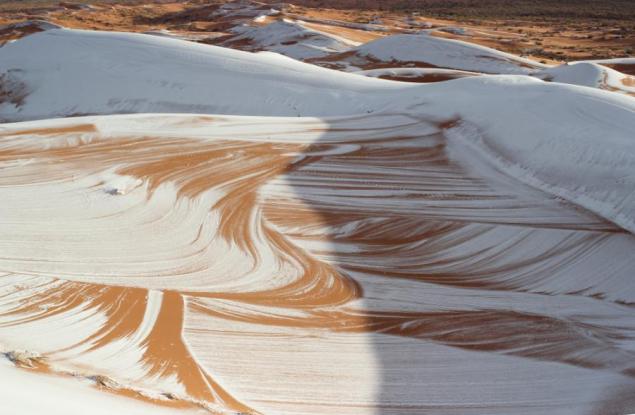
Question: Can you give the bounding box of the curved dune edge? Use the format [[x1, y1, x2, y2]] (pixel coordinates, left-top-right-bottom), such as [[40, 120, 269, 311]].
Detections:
[[0, 349, 213, 413], [1, 112, 635, 414], [0, 356, 210, 415], [1, 24, 635, 123], [445, 120, 635, 235]]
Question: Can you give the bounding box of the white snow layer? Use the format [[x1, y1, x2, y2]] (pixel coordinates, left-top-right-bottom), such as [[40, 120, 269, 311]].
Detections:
[[533, 62, 635, 94], [0, 360, 205, 415], [1, 28, 635, 233], [225, 19, 358, 59], [353, 33, 547, 74]]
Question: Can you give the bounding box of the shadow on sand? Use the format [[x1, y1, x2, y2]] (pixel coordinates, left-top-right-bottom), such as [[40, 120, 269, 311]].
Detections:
[[280, 113, 635, 415]]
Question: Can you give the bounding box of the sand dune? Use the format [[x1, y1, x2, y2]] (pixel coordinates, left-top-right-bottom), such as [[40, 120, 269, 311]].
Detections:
[[1, 3, 635, 414], [0, 26, 398, 122], [1, 105, 635, 414], [309, 32, 547, 73], [219, 19, 358, 59], [533, 62, 635, 96], [577, 58, 635, 76]]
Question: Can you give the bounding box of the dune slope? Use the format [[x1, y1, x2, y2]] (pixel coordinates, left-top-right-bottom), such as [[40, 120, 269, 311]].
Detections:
[[1, 16, 635, 415]]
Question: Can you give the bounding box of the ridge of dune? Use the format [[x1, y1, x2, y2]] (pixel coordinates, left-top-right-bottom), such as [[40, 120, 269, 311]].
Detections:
[[1, 26, 634, 235], [576, 57, 635, 76], [0, 27, 401, 122], [220, 18, 358, 59], [325, 32, 548, 74], [1, 23, 632, 124], [416, 76, 635, 235], [533, 62, 635, 96]]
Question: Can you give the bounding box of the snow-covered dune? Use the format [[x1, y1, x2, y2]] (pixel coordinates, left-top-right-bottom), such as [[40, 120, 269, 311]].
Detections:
[[0, 26, 400, 122], [1, 24, 630, 126], [1, 106, 635, 414], [421, 76, 635, 234], [533, 62, 635, 96], [317, 33, 547, 74], [2, 20, 635, 415], [577, 57, 635, 76], [1, 26, 635, 234], [220, 19, 358, 59]]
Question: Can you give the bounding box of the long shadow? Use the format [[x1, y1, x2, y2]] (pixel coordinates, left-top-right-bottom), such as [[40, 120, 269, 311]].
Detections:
[[281, 112, 635, 415]]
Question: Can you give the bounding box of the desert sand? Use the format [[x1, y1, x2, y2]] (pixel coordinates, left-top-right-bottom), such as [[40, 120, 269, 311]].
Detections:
[[1, 2, 635, 415]]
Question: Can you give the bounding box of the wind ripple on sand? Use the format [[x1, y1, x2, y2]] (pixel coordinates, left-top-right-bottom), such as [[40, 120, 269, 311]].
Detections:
[[0, 114, 634, 414]]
